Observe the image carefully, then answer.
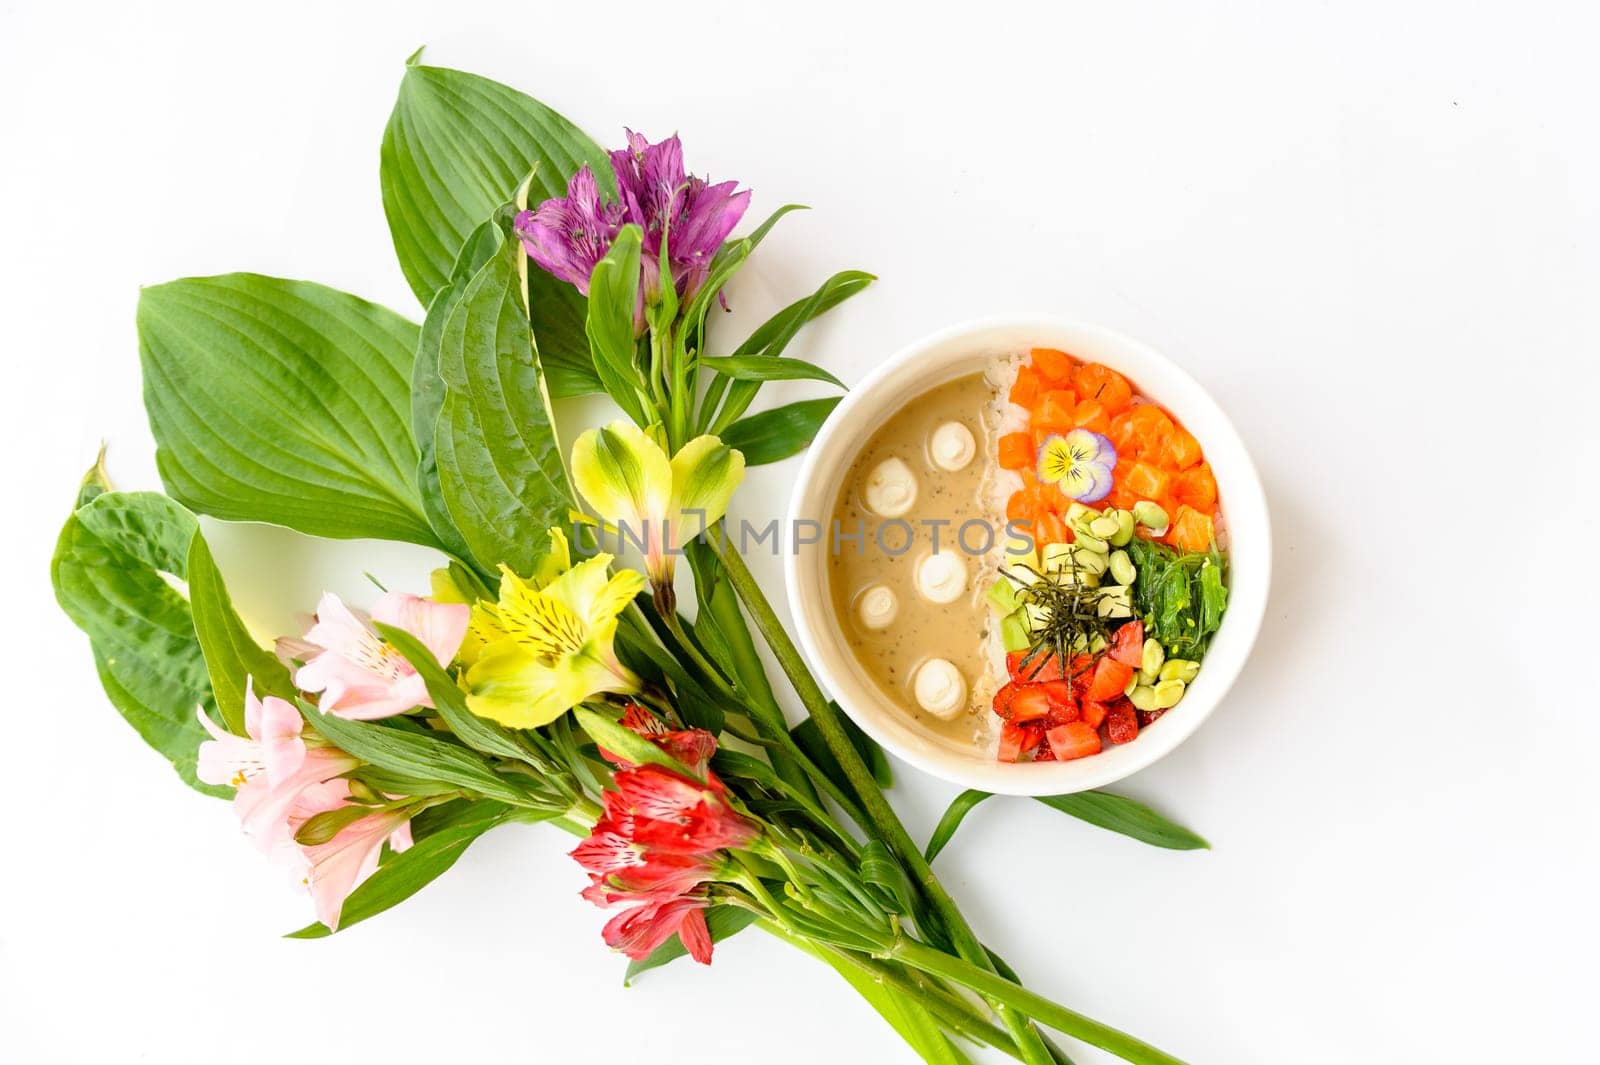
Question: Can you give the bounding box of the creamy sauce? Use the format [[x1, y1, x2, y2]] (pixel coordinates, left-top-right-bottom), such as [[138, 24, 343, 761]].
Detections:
[[827, 373, 1007, 750]]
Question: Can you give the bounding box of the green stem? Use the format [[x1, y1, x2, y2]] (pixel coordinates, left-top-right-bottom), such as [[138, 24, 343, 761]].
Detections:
[[710, 532, 1056, 1065], [753, 916, 1027, 1061], [890, 937, 1188, 1065]]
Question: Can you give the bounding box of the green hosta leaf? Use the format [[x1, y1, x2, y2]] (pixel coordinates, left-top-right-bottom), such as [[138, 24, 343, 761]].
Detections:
[[138, 275, 435, 546], [622, 906, 758, 985], [926, 788, 1210, 863], [414, 219, 502, 571], [285, 799, 514, 938], [187, 535, 295, 734], [433, 227, 574, 577], [52, 492, 222, 796], [380, 57, 611, 395]]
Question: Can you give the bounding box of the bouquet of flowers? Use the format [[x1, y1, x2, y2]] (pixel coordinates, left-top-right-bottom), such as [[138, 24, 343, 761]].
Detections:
[[52, 52, 1204, 1065]]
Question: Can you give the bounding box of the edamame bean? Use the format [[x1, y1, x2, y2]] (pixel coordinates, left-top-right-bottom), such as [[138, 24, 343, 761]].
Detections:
[[1089, 514, 1121, 539], [1108, 549, 1136, 586], [1074, 530, 1109, 553], [1153, 679, 1186, 709], [1111, 509, 1135, 546], [1140, 638, 1165, 677], [1123, 672, 1140, 697], [1132, 501, 1169, 530], [1159, 659, 1200, 684], [1128, 685, 1160, 712], [1072, 548, 1108, 575]]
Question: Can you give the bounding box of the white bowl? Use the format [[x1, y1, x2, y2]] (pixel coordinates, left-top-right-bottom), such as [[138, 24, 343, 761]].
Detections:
[[785, 316, 1270, 796]]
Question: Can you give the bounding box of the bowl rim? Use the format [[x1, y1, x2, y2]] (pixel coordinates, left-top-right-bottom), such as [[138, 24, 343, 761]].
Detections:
[[782, 314, 1272, 796]]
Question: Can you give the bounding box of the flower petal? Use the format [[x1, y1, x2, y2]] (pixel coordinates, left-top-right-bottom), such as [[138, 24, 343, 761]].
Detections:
[[666, 435, 746, 549], [370, 592, 470, 667], [571, 421, 674, 558]]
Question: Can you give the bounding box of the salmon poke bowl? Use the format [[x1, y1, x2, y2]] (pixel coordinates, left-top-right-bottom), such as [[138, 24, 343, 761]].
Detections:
[[785, 317, 1270, 794]]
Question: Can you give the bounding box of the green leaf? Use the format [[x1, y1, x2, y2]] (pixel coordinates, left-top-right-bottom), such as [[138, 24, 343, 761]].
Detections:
[[1036, 791, 1210, 851], [791, 936, 976, 1065], [924, 790, 992, 863], [380, 60, 610, 397], [622, 906, 758, 984], [302, 704, 539, 807], [374, 622, 534, 766], [718, 397, 842, 467], [414, 218, 502, 571], [710, 270, 875, 434], [76, 444, 113, 507], [433, 227, 575, 577], [137, 275, 435, 546], [527, 268, 605, 398], [926, 789, 1209, 862], [860, 839, 916, 915], [286, 799, 512, 938], [700, 354, 845, 388], [187, 535, 295, 734], [52, 492, 224, 797], [584, 225, 650, 425], [792, 709, 892, 791], [573, 706, 699, 779], [380, 58, 613, 306]]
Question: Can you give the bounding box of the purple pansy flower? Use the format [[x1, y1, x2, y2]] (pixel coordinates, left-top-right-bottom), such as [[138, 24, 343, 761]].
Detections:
[[513, 130, 750, 302], [513, 165, 627, 296]]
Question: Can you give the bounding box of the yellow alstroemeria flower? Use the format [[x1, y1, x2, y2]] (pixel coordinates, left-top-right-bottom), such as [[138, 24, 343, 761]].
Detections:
[[570, 420, 745, 594], [461, 529, 645, 729]]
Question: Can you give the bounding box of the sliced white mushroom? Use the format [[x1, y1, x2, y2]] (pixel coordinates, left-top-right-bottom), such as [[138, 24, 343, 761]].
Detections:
[[929, 421, 976, 471], [916, 551, 968, 604], [856, 584, 899, 630], [914, 658, 968, 719], [863, 457, 918, 517]]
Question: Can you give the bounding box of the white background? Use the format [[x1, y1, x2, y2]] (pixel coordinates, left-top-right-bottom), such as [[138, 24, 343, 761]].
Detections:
[[4, 2, 1597, 1062]]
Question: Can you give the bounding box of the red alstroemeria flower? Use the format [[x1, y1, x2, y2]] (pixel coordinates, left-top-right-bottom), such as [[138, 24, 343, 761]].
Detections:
[[602, 894, 714, 963], [571, 713, 757, 964]]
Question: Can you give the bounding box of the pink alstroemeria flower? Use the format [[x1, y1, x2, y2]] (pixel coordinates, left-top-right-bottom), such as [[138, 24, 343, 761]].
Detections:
[[290, 591, 470, 720], [196, 677, 306, 790], [290, 786, 414, 932], [196, 679, 361, 869]]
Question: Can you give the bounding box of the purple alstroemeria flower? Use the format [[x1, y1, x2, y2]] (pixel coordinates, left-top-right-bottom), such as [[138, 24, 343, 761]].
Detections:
[[610, 130, 750, 297], [515, 130, 750, 304], [513, 165, 627, 296]]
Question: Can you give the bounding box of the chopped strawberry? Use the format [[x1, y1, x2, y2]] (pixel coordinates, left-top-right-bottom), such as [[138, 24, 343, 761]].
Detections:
[[1031, 741, 1057, 762], [992, 680, 1021, 720], [1046, 722, 1102, 761], [1135, 708, 1167, 729], [1087, 657, 1135, 703], [1108, 620, 1145, 668], [1040, 679, 1078, 725], [1008, 686, 1052, 723], [999, 721, 1045, 762], [1105, 699, 1139, 744], [1006, 649, 1066, 682], [1080, 699, 1109, 729]]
